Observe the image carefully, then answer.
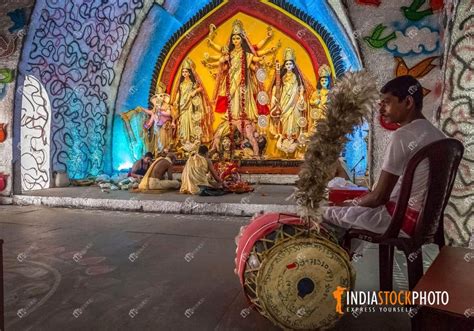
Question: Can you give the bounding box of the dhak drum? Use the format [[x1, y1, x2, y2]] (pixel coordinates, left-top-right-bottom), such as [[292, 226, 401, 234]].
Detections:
[[235, 213, 355, 330]]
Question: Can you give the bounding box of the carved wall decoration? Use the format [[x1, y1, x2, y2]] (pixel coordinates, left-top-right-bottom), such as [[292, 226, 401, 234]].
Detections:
[[20, 0, 145, 179], [438, 0, 473, 246], [20, 75, 52, 191]]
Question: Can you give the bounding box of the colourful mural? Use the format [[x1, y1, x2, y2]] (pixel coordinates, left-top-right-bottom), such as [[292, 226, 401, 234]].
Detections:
[[17, 0, 145, 180], [351, 0, 445, 183]]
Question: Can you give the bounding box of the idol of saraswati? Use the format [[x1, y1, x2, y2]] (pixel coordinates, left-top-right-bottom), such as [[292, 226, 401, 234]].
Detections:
[[203, 20, 280, 158]]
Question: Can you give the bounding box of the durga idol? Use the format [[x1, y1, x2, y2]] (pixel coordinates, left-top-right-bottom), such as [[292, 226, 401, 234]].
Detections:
[[205, 20, 279, 158]]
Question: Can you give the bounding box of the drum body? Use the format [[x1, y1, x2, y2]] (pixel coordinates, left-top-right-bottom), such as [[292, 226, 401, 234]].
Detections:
[[235, 213, 355, 330]]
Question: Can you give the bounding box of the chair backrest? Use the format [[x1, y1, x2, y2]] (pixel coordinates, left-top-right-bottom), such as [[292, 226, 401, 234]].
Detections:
[[385, 138, 464, 245]]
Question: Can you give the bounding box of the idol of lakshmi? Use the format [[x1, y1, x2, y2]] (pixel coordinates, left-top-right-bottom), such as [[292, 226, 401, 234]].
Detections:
[[171, 57, 213, 148]]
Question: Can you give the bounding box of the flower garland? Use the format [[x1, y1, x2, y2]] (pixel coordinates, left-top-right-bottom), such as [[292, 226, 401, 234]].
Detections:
[[226, 54, 234, 158], [225, 49, 248, 160], [240, 50, 246, 149]]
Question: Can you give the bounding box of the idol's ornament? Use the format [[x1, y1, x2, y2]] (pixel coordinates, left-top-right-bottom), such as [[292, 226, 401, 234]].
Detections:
[[235, 71, 379, 330]]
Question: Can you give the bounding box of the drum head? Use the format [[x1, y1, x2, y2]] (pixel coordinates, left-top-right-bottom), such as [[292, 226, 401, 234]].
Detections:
[[255, 237, 354, 330]]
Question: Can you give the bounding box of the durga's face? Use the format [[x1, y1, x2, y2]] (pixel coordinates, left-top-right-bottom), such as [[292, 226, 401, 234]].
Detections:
[[232, 34, 242, 47]]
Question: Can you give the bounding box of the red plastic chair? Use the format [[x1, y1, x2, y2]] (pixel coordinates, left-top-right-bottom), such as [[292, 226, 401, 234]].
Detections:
[[344, 138, 464, 290]]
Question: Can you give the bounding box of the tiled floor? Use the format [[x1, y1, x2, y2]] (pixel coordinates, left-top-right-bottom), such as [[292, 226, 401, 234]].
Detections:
[[1, 205, 439, 330]]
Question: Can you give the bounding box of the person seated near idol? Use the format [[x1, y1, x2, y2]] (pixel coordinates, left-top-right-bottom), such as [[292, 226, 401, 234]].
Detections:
[[130, 152, 153, 180], [138, 152, 180, 191], [238, 130, 267, 158], [322, 75, 446, 252], [180, 145, 223, 195]]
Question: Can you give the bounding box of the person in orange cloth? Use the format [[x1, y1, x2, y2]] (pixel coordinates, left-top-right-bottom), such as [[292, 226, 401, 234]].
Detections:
[[180, 145, 223, 195]]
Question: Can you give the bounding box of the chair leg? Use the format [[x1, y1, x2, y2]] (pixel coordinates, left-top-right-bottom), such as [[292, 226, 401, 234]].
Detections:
[[435, 225, 445, 249], [379, 245, 394, 291], [406, 248, 424, 290]]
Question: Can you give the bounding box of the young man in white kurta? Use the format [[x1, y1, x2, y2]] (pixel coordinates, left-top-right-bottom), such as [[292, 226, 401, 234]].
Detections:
[[322, 75, 445, 249]]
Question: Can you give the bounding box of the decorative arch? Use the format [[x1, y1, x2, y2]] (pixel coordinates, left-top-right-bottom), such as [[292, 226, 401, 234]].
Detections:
[[112, 0, 364, 172], [149, 0, 347, 104]]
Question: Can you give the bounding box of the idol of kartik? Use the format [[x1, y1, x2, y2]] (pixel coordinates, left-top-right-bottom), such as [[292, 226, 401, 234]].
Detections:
[[203, 20, 280, 158], [171, 58, 213, 147], [141, 83, 174, 156], [269, 47, 307, 139], [309, 64, 332, 133]]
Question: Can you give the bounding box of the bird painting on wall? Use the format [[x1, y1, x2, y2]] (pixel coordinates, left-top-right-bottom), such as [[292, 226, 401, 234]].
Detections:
[[394, 56, 438, 95], [402, 0, 444, 21], [363, 24, 397, 49]]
